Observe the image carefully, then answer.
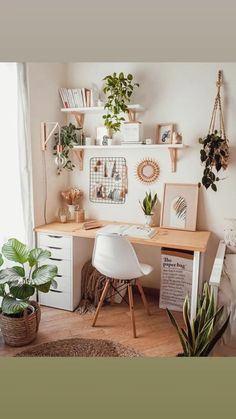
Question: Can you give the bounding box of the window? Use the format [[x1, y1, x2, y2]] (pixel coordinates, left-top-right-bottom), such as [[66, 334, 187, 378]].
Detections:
[[0, 63, 26, 248]]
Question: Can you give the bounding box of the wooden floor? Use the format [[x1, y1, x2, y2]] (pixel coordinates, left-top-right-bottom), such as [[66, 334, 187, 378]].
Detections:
[[0, 293, 184, 357]]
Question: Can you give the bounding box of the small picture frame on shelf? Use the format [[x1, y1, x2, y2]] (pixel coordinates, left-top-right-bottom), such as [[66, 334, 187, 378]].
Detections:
[[160, 183, 199, 231], [156, 123, 174, 144]]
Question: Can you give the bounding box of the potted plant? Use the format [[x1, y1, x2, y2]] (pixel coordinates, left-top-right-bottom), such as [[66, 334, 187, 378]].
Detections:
[[0, 238, 58, 347], [199, 71, 229, 192], [54, 122, 81, 174], [139, 191, 157, 226], [167, 282, 230, 356], [199, 130, 229, 191], [102, 72, 139, 137]]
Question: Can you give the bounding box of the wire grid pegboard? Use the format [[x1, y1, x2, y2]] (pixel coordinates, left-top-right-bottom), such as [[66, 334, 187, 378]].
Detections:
[[89, 157, 128, 204]]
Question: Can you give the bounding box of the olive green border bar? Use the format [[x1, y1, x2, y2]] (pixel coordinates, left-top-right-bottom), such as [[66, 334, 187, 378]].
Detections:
[[1, 0, 236, 61], [0, 358, 236, 418]]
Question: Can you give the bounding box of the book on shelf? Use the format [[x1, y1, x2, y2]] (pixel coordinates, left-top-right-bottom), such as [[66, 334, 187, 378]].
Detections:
[[96, 224, 157, 239], [59, 87, 99, 108]]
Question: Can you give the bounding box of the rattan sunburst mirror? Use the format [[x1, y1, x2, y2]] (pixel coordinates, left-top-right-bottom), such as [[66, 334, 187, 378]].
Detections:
[[135, 158, 160, 184]]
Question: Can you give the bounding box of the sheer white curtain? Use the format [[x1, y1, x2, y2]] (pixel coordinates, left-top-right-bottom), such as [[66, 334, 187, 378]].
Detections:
[[0, 63, 34, 250]]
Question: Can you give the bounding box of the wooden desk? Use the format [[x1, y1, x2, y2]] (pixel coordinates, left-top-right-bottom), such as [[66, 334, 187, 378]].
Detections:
[[35, 221, 211, 320]]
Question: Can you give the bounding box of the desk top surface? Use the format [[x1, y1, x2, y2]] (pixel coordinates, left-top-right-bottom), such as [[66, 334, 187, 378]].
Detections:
[[35, 221, 211, 253]]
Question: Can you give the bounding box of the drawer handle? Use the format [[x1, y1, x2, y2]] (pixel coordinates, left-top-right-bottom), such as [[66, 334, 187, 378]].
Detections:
[[50, 257, 62, 262], [48, 235, 63, 239], [56, 274, 62, 278], [50, 289, 63, 294], [48, 246, 62, 250]]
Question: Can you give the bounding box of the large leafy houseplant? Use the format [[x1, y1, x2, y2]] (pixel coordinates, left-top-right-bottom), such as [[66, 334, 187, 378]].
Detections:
[[102, 72, 139, 135], [54, 123, 81, 174], [0, 238, 58, 316], [167, 282, 230, 356]]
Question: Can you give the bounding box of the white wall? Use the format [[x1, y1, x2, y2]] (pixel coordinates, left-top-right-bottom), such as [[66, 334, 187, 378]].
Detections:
[[66, 63, 236, 287], [28, 63, 69, 226], [28, 63, 236, 288]]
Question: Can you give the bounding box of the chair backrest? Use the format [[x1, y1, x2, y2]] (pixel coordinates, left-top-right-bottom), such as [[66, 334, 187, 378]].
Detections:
[[92, 233, 143, 280]]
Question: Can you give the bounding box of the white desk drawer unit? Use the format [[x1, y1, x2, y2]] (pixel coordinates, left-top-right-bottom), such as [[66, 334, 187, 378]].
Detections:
[[37, 232, 74, 311]]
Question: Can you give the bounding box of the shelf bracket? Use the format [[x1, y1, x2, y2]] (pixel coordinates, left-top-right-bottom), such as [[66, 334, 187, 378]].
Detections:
[[72, 112, 85, 129], [73, 148, 84, 171], [168, 147, 177, 172]]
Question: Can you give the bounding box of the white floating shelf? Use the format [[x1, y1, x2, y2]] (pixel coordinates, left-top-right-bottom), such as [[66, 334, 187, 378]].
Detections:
[[72, 143, 186, 150], [61, 104, 145, 113], [71, 143, 188, 173]]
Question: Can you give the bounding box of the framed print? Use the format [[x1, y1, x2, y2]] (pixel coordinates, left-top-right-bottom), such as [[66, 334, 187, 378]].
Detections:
[[156, 123, 174, 144], [160, 183, 199, 231]]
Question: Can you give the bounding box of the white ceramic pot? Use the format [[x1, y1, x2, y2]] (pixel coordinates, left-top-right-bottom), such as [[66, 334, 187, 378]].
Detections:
[[145, 214, 153, 226]]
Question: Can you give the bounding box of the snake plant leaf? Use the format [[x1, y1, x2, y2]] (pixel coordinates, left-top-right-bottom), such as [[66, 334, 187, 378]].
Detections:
[[0, 253, 3, 267], [183, 297, 195, 351], [0, 266, 25, 284], [2, 239, 29, 264], [166, 309, 188, 355], [10, 283, 35, 299], [198, 314, 230, 356], [2, 296, 29, 314], [36, 281, 52, 293], [28, 248, 51, 267], [0, 284, 5, 297], [31, 265, 58, 286]]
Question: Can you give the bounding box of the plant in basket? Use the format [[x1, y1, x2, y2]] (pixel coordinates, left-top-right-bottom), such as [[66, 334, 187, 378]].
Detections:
[[0, 238, 58, 347]]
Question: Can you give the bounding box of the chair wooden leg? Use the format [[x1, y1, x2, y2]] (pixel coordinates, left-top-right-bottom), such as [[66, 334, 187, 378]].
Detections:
[[128, 284, 136, 338], [136, 279, 151, 316], [92, 279, 110, 327]]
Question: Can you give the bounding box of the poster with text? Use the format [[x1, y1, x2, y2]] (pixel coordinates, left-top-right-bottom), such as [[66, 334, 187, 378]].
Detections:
[[159, 249, 193, 311]]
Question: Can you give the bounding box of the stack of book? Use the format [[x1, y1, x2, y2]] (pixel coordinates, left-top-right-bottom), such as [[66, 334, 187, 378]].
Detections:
[[59, 87, 98, 108]]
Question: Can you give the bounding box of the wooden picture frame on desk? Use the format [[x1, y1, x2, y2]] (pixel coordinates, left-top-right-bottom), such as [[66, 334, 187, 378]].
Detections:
[[160, 183, 199, 232]]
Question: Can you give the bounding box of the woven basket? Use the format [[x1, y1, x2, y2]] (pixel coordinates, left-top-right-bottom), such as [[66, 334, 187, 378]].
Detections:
[[0, 301, 41, 347]]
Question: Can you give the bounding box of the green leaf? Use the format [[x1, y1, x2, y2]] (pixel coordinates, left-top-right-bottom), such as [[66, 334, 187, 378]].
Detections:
[[2, 296, 29, 314], [31, 265, 58, 286], [28, 248, 51, 267], [166, 309, 189, 355], [51, 279, 58, 289], [0, 266, 25, 284], [0, 284, 5, 297], [0, 253, 3, 267], [36, 281, 52, 293], [199, 314, 230, 356], [10, 283, 35, 299], [2, 239, 29, 264]]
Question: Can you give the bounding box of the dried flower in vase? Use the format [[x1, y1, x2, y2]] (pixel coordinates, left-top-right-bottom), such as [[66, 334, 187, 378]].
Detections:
[[61, 187, 83, 205]]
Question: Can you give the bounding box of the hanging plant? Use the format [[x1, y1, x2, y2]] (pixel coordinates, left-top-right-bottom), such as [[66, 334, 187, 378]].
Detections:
[[54, 123, 81, 174], [102, 72, 139, 136], [199, 70, 229, 192]]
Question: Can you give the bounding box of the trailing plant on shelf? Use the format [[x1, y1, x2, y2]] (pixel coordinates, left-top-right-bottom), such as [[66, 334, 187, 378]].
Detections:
[[167, 282, 230, 357], [0, 238, 58, 346], [199, 70, 229, 192], [54, 123, 81, 174], [102, 72, 139, 135]]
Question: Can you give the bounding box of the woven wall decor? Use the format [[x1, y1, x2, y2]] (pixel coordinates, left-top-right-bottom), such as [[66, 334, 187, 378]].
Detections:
[[135, 158, 160, 184]]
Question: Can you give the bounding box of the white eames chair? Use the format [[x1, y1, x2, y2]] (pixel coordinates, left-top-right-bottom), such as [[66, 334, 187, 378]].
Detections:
[[92, 233, 153, 338]]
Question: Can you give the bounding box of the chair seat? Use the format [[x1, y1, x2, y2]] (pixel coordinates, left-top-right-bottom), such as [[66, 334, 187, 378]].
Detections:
[[140, 263, 153, 276]]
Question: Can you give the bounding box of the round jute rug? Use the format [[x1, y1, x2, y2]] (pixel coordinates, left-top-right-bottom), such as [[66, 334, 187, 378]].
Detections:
[[15, 338, 142, 357]]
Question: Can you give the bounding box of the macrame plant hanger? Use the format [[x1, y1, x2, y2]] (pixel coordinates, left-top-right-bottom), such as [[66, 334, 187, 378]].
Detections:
[[208, 70, 227, 142]]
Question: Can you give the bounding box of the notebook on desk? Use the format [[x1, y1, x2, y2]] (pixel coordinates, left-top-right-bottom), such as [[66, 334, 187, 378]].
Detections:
[[97, 224, 157, 239]]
